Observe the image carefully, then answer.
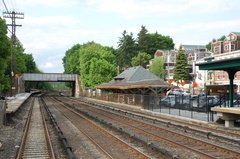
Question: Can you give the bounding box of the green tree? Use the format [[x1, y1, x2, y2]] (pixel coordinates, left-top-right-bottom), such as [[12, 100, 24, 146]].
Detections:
[[148, 32, 174, 55], [137, 25, 149, 53], [173, 45, 189, 84], [217, 35, 226, 41], [131, 52, 151, 68], [79, 42, 117, 87], [0, 18, 11, 94], [62, 44, 81, 74], [86, 58, 117, 87], [149, 56, 165, 79], [116, 30, 137, 70], [206, 42, 211, 51], [137, 26, 175, 56], [24, 54, 37, 73]]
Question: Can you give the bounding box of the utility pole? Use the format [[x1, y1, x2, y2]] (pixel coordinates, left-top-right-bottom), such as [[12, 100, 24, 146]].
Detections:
[[3, 11, 24, 96]]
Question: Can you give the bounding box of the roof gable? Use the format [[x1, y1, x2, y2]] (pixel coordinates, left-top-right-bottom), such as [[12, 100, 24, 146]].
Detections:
[[96, 66, 172, 90], [114, 66, 163, 82]]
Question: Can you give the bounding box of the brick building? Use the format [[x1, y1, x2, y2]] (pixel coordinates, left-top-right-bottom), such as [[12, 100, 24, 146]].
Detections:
[[206, 32, 240, 92], [212, 32, 240, 55]]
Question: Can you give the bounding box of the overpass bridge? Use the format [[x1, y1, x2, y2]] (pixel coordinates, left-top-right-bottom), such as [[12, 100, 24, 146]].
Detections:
[[19, 73, 81, 97]]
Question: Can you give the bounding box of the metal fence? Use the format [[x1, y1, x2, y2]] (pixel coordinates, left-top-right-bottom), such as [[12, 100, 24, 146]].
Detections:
[[84, 91, 240, 122]]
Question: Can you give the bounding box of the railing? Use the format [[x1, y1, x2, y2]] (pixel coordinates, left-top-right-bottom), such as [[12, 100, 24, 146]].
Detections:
[[82, 92, 240, 122]]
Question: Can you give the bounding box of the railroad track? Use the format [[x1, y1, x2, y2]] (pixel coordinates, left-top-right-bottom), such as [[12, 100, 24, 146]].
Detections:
[[43, 96, 158, 159], [16, 97, 55, 159], [56, 96, 240, 159], [75, 96, 240, 141]]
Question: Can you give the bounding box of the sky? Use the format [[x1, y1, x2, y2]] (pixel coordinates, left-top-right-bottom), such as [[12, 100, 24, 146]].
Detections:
[[1, 0, 240, 73]]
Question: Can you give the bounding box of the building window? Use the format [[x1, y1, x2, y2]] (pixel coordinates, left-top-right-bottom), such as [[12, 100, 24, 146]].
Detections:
[[225, 45, 229, 51], [217, 71, 220, 80], [231, 35, 235, 40], [222, 71, 225, 79], [208, 71, 213, 80], [214, 46, 220, 52], [231, 44, 235, 50]]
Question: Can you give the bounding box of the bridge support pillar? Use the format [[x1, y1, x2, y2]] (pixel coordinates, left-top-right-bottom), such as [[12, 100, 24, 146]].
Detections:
[[74, 76, 81, 97]]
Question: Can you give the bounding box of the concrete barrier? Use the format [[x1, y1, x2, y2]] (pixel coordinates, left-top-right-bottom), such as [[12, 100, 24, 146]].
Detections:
[[0, 100, 7, 126]]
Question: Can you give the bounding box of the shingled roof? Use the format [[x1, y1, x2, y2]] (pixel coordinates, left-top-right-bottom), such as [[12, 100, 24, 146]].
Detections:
[[95, 66, 173, 89]]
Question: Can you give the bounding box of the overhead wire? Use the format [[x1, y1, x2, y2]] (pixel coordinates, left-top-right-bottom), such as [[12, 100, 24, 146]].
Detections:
[[2, 0, 9, 13], [0, 1, 4, 13], [1, 0, 20, 39]]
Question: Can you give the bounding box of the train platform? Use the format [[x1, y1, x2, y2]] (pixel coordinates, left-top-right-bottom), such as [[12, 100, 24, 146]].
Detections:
[[211, 107, 240, 127], [6, 93, 32, 114], [79, 97, 218, 126]]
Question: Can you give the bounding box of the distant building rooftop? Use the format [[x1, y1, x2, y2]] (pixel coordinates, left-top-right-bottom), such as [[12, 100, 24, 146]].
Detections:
[[182, 44, 207, 50], [95, 66, 172, 91]]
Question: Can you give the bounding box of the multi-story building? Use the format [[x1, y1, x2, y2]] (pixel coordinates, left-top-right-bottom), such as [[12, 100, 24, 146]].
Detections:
[[149, 49, 178, 80], [209, 32, 240, 91], [150, 45, 211, 90], [212, 32, 240, 55], [149, 32, 240, 93]]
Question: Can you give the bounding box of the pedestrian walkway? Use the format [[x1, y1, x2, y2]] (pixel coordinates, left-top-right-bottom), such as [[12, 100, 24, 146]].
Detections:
[[6, 93, 32, 114], [80, 97, 217, 125], [150, 108, 217, 123]]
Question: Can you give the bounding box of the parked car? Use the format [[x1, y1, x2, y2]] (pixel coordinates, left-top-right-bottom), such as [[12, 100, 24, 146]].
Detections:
[[168, 89, 182, 95], [182, 90, 191, 95], [198, 95, 220, 111], [191, 95, 220, 111], [215, 100, 240, 107], [198, 91, 205, 96], [160, 95, 176, 107]]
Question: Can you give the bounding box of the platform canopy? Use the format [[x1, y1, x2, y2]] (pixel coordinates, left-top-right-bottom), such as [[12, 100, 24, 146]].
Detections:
[[96, 66, 173, 95], [196, 56, 240, 107]]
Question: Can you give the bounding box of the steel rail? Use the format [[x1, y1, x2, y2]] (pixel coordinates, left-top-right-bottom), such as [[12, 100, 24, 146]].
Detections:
[[16, 97, 55, 159], [73, 97, 240, 144], [50, 97, 152, 159], [62, 96, 240, 159]]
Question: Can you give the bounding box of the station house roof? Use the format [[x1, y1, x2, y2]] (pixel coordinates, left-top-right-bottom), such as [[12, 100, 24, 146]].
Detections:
[[95, 66, 173, 89]]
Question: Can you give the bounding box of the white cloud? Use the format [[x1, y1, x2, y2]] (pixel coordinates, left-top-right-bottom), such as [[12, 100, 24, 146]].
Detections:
[[17, 0, 80, 8], [40, 60, 64, 73], [9, 0, 240, 73], [85, 0, 240, 19], [41, 62, 53, 69]]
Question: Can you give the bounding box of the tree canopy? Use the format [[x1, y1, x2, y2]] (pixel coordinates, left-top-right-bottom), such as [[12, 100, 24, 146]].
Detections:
[[0, 18, 12, 94], [79, 42, 117, 87], [149, 56, 165, 79], [62, 42, 117, 88], [0, 18, 53, 94], [173, 45, 189, 84], [115, 25, 175, 72], [137, 26, 175, 56], [131, 52, 151, 68], [62, 25, 175, 88], [62, 44, 81, 74], [116, 30, 137, 70]]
